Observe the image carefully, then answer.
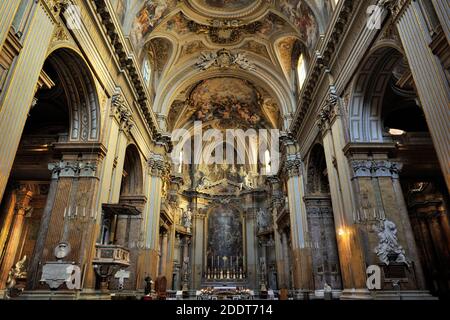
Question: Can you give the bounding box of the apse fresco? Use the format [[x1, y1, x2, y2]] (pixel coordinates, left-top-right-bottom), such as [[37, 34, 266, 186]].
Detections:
[[190, 78, 264, 128], [278, 0, 319, 48], [207, 207, 243, 270], [202, 0, 253, 9]]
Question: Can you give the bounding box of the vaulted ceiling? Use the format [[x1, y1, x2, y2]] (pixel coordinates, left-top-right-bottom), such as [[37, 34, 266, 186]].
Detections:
[[112, 0, 334, 131]]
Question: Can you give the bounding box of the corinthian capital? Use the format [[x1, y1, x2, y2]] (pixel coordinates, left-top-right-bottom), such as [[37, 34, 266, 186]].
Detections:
[[350, 160, 403, 178], [112, 94, 134, 134], [317, 86, 341, 132], [148, 152, 169, 178], [284, 153, 303, 178]]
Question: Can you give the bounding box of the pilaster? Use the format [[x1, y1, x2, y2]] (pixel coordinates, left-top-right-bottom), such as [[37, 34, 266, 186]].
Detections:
[[0, 187, 33, 289], [283, 152, 313, 293], [317, 87, 370, 299], [141, 152, 170, 282], [0, 0, 21, 51], [345, 143, 427, 291], [0, 0, 57, 201], [394, 0, 450, 192]]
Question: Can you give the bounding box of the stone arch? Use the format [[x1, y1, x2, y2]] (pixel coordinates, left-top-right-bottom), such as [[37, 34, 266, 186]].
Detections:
[[120, 144, 144, 196], [306, 143, 329, 195], [45, 48, 101, 142], [156, 61, 293, 127], [304, 143, 342, 291], [348, 47, 403, 143]]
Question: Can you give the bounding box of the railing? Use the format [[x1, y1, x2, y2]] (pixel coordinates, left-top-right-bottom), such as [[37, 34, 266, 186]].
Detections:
[[93, 244, 130, 267]]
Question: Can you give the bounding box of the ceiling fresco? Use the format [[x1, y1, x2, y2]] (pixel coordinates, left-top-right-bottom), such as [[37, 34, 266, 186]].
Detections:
[[118, 1, 333, 129], [130, 0, 179, 48], [200, 0, 254, 10], [167, 78, 281, 131], [277, 0, 319, 48]]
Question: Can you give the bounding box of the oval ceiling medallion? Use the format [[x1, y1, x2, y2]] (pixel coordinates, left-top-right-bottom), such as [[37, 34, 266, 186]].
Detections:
[[189, 0, 265, 19]]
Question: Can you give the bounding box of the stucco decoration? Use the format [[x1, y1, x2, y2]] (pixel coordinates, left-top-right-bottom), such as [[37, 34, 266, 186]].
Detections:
[[195, 49, 256, 71]]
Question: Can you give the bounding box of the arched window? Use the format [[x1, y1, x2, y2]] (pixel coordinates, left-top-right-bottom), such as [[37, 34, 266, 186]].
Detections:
[[142, 58, 151, 87], [331, 0, 340, 9], [178, 150, 183, 174], [264, 150, 272, 175], [297, 54, 307, 90]]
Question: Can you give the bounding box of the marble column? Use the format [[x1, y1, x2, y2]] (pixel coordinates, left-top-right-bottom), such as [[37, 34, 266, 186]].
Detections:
[[160, 231, 168, 277], [267, 177, 285, 290], [281, 231, 290, 289], [27, 163, 60, 289], [32, 147, 104, 290], [0, 1, 57, 201], [0, 187, 33, 288], [0, 0, 20, 50], [395, 1, 450, 192], [141, 152, 167, 282], [284, 153, 313, 294], [346, 150, 427, 291], [181, 237, 190, 291], [318, 88, 369, 299], [191, 210, 205, 289], [431, 1, 450, 49], [245, 209, 258, 289]]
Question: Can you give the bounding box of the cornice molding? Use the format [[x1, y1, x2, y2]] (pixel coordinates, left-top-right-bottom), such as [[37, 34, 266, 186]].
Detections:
[[290, 0, 354, 135], [92, 0, 159, 138]]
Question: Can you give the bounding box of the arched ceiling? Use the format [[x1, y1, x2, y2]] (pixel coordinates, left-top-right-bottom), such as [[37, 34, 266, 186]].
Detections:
[[114, 1, 334, 131], [167, 77, 281, 131]]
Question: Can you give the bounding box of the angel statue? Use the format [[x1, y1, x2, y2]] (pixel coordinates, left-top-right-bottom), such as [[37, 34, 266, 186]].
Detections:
[[196, 52, 218, 70], [5, 256, 27, 298], [182, 208, 193, 230], [374, 219, 410, 267], [256, 209, 268, 232], [232, 52, 257, 71]]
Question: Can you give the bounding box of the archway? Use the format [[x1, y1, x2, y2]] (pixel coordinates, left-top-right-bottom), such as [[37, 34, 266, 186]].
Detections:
[[0, 48, 101, 289], [349, 47, 450, 298], [305, 144, 342, 294], [102, 144, 145, 291]]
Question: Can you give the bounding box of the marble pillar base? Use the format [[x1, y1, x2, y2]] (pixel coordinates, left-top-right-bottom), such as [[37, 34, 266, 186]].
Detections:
[[14, 290, 113, 300], [369, 290, 437, 300], [340, 288, 372, 300], [314, 289, 342, 300], [293, 289, 314, 300]]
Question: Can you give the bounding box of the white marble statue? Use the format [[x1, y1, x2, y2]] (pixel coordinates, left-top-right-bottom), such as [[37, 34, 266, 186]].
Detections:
[[374, 219, 410, 266], [183, 208, 193, 229], [256, 209, 268, 232]]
